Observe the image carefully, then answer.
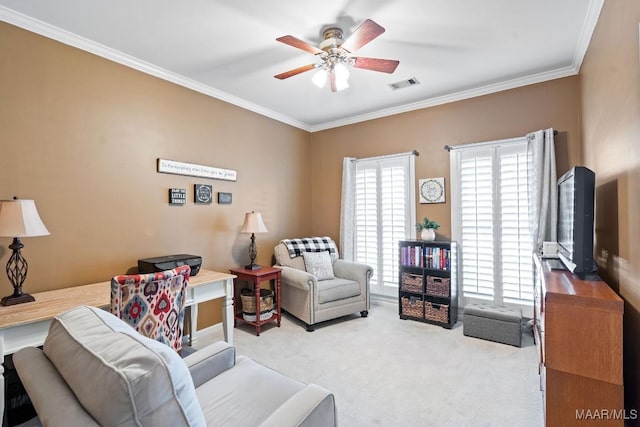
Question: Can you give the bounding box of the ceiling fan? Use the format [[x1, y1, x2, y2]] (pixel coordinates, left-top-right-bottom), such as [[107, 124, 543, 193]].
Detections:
[[274, 19, 400, 92]]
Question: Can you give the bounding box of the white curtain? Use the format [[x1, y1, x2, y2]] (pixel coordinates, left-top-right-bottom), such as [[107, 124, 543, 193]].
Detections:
[[527, 128, 557, 254], [339, 157, 356, 261]]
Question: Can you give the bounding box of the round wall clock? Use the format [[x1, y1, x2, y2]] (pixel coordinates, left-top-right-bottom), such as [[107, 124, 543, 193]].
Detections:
[[419, 178, 445, 203]]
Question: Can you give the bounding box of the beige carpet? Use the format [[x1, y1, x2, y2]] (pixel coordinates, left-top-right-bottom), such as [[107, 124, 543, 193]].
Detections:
[[195, 300, 544, 427]]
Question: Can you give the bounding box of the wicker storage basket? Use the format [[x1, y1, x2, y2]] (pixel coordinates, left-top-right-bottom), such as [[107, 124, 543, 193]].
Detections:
[[240, 288, 274, 315], [401, 296, 424, 318], [426, 276, 450, 297], [425, 301, 449, 323], [401, 273, 423, 293]]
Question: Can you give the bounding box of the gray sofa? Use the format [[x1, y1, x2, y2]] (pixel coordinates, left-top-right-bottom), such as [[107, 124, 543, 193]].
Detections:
[[13, 305, 336, 427], [274, 239, 372, 331]]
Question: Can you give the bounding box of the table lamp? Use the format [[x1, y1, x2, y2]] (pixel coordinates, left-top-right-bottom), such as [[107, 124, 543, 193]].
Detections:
[[240, 211, 268, 270], [0, 198, 50, 306]]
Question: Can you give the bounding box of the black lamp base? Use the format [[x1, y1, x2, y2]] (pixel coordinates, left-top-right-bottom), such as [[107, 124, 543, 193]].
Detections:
[[245, 263, 262, 271], [1, 293, 35, 306], [3, 236, 36, 306]]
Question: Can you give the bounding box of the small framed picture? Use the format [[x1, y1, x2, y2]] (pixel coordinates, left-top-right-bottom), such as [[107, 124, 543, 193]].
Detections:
[[217, 192, 232, 205], [419, 177, 445, 204], [169, 188, 187, 206], [194, 184, 213, 204]]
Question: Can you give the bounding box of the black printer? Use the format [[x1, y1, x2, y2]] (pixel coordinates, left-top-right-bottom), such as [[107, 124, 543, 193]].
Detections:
[[138, 254, 202, 276]]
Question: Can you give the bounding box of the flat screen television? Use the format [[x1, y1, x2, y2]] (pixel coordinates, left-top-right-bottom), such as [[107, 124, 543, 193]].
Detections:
[[556, 166, 596, 275]]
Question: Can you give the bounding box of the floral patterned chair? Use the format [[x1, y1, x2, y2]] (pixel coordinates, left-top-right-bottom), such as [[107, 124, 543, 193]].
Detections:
[[111, 265, 190, 353]]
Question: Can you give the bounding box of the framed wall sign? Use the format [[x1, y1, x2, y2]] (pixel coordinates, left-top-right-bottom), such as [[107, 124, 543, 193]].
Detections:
[[217, 192, 232, 205], [157, 159, 237, 182], [419, 177, 445, 204], [194, 184, 213, 204], [169, 188, 187, 205]]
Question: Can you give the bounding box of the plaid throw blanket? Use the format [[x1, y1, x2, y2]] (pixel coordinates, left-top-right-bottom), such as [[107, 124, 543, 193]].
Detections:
[[282, 237, 337, 258]]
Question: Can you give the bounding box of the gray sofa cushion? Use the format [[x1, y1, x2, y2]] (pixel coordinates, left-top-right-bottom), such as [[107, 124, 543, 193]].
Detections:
[[317, 278, 361, 304], [196, 356, 305, 426], [43, 305, 206, 427]]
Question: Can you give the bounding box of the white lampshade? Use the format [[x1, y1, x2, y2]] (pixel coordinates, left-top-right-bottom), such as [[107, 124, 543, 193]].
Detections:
[[240, 211, 268, 234], [0, 199, 50, 237]]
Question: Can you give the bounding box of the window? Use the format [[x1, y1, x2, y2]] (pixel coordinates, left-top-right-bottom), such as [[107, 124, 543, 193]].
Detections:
[[346, 154, 416, 297], [450, 139, 533, 311]]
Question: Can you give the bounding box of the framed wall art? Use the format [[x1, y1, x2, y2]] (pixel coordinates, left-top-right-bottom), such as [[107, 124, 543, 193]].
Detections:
[[419, 177, 445, 204], [169, 188, 187, 206], [157, 158, 237, 182], [217, 192, 232, 205], [194, 184, 213, 204]]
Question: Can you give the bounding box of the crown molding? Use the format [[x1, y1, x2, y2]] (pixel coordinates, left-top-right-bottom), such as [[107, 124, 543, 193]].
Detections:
[[0, 6, 312, 132], [572, 0, 605, 71], [309, 65, 579, 132]]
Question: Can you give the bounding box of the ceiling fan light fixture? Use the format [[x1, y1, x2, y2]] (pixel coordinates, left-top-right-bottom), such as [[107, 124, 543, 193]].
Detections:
[[319, 27, 344, 51], [275, 19, 398, 93], [335, 75, 349, 92], [312, 68, 328, 88], [334, 62, 350, 80], [334, 62, 350, 91]]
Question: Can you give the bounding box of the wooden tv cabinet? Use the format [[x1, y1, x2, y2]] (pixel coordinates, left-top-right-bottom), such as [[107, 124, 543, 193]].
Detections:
[[533, 254, 624, 426]]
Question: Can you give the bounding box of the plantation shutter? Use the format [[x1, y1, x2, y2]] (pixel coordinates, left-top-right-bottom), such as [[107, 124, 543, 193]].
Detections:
[[380, 164, 409, 286], [355, 167, 378, 272], [451, 138, 533, 312], [459, 149, 495, 299], [500, 145, 534, 303], [354, 154, 415, 297]]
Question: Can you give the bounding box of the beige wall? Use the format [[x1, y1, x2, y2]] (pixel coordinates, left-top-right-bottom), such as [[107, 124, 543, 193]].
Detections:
[[0, 22, 312, 326], [310, 76, 582, 241], [579, 0, 640, 412]]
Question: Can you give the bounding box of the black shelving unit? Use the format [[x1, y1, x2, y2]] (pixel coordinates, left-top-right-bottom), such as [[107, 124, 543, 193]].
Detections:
[[398, 240, 457, 329]]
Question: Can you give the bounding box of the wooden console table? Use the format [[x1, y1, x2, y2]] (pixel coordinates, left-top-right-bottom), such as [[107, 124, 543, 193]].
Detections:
[[0, 268, 235, 425]]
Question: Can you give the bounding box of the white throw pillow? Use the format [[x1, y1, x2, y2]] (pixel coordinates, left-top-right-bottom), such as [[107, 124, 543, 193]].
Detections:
[[302, 251, 335, 280], [43, 305, 206, 427]]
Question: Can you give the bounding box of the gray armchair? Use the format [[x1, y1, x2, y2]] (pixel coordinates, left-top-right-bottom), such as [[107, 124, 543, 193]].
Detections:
[[274, 237, 373, 331]]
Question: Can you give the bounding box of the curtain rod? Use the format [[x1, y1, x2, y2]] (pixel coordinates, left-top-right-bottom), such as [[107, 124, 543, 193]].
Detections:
[[356, 150, 419, 161], [443, 130, 559, 151]]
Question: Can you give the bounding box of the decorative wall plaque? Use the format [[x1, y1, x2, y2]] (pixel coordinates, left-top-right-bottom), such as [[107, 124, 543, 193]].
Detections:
[[194, 184, 213, 204], [157, 159, 237, 182], [217, 192, 232, 205], [419, 177, 445, 204], [169, 188, 187, 205]]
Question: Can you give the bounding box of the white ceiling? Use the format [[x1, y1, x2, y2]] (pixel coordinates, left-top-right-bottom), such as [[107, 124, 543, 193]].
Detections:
[[0, 0, 603, 132]]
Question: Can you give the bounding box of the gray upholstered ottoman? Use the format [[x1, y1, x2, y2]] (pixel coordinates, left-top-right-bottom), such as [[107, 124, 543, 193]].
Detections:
[[463, 303, 522, 347]]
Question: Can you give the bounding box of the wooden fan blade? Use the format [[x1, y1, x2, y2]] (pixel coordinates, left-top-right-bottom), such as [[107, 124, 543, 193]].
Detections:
[[341, 19, 385, 53], [274, 64, 316, 80], [276, 35, 324, 55], [352, 57, 399, 73]]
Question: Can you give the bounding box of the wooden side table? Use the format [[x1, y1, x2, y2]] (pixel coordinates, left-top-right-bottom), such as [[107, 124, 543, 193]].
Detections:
[[230, 266, 282, 336]]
